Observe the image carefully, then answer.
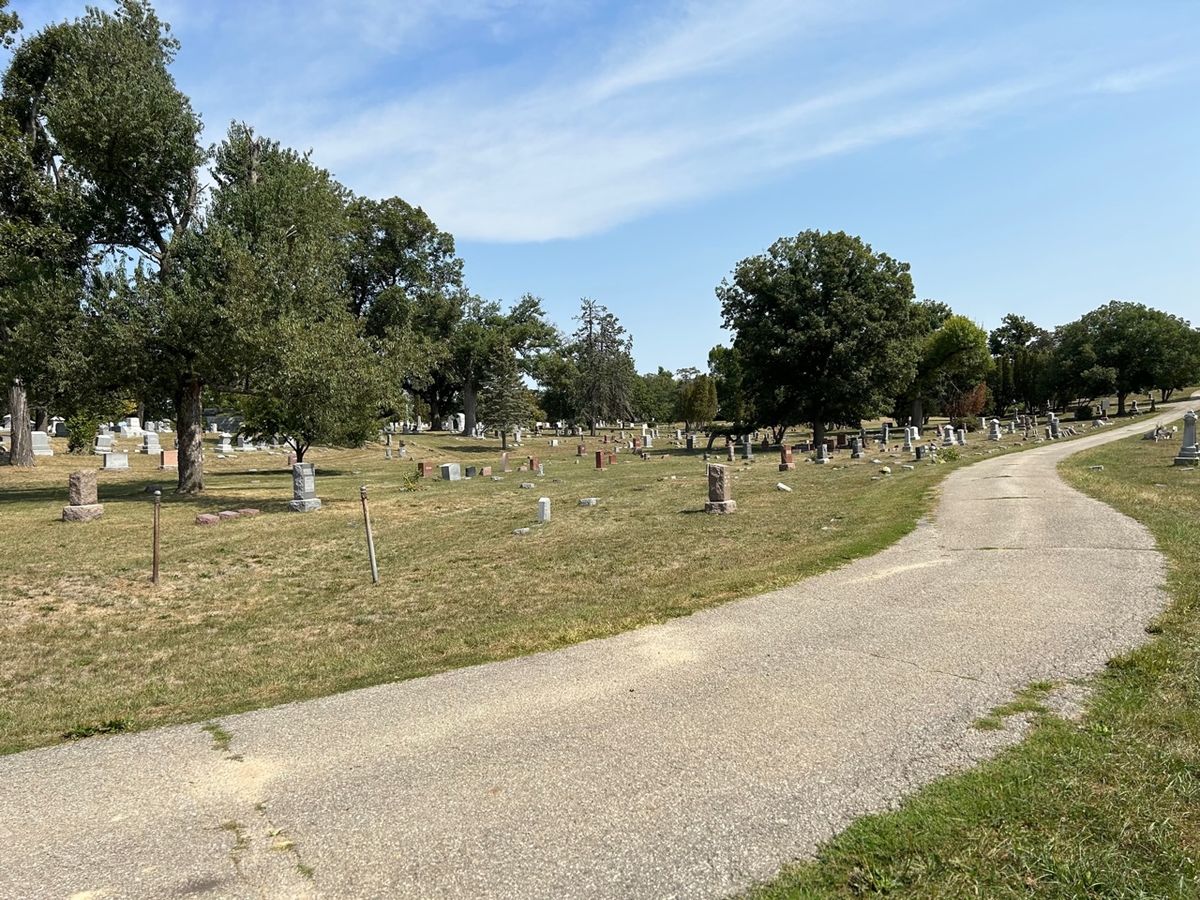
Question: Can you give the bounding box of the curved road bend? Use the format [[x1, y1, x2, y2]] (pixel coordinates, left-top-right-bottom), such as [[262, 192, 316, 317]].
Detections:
[[0, 409, 1188, 899]]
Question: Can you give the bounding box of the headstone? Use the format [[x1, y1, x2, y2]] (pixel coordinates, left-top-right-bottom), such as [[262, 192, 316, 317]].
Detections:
[[815, 444, 830, 465], [289, 462, 321, 512], [215, 433, 234, 454], [595, 450, 605, 470], [988, 418, 1002, 441], [850, 438, 863, 460], [61, 470, 104, 522], [686, 434, 696, 452], [956, 428, 967, 446], [93, 433, 114, 454], [915, 446, 926, 461], [836, 433, 848, 449], [235, 435, 254, 452], [727, 444, 735, 461], [742, 441, 753, 461], [440, 463, 462, 481], [577, 444, 586, 456], [464, 465, 478, 478], [30, 431, 53, 456], [1174, 410, 1199, 467], [501, 452, 511, 472], [779, 446, 795, 471], [454, 413, 466, 433], [704, 463, 736, 514], [644, 435, 653, 450], [160, 449, 178, 469], [102, 452, 128, 470], [52, 418, 69, 438], [902, 429, 914, 452], [537, 497, 551, 523], [418, 461, 436, 478], [528, 456, 541, 472], [141, 432, 161, 455]]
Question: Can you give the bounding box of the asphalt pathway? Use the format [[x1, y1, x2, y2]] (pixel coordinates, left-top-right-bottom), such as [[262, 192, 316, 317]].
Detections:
[[0, 410, 1187, 899]]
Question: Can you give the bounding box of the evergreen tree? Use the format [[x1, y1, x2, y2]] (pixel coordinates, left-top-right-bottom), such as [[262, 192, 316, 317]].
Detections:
[[569, 298, 636, 435], [479, 344, 533, 450]]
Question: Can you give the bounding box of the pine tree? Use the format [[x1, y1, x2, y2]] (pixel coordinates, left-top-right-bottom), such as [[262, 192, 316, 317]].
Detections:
[[479, 344, 533, 450]]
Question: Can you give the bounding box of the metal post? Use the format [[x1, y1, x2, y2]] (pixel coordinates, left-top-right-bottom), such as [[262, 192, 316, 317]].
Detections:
[[152, 489, 161, 585], [360, 485, 380, 584]]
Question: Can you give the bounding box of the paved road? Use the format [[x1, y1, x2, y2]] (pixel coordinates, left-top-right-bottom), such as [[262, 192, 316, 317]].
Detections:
[[0, 411, 1186, 899]]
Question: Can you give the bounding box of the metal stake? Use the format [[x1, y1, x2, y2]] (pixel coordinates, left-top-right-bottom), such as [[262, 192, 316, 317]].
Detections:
[[360, 485, 380, 584], [152, 489, 161, 585]]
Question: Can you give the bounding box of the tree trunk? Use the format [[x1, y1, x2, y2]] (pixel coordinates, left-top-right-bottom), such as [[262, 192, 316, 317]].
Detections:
[[812, 420, 827, 448], [33, 407, 48, 433], [136, 400, 145, 425], [1116, 392, 1127, 416], [462, 379, 477, 435], [6, 379, 34, 467], [589, 419, 596, 437], [175, 375, 205, 494], [500, 431, 508, 451], [295, 442, 307, 463], [910, 397, 924, 435]]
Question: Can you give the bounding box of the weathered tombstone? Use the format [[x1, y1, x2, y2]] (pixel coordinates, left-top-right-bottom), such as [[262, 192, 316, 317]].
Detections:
[[417, 461, 436, 478], [215, 433, 234, 454], [464, 465, 478, 478], [577, 443, 586, 456], [704, 463, 736, 514], [686, 434, 696, 452], [956, 428, 967, 446], [644, 434, 653, 449], [902, 429, 914, 452], [1174, 410, 1199, 467], [160, 449, 178, 470], [537, 497, 551, 523], [988, 418, 1002, 441], [594, 450, 605, 470], [500, 452, 511, 472], [61, 470, 104, 522], [102, 452, 129, 470], [30, 431, 53, 456], [52, 418, 69, 438], [726, 444, 735, 461], [289, 462, 322, 512], [915, 446, 926, 461], [92, 433, 114, 454], [779, 446, 795, 471], [527, 455, 541, 472], [235, 435, 254, 452], [942, 425, 955, 446], [440, 463, 462, 482], [850, 438, 863, 460], [141, 432, 161, 455], [815, 444, 830, 465]]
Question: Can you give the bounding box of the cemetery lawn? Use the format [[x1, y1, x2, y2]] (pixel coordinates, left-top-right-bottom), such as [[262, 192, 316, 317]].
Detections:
[[749, 421, 1200, 898], [0, 426, 1140, 754]]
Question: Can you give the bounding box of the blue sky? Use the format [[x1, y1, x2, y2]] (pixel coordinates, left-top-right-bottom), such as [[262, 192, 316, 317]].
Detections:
[[9, 1, 1200, 370]]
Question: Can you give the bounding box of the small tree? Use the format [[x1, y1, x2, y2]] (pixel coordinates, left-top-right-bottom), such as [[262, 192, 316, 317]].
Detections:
[[478, 344, 533, 450], [675, 370, 718, 432], [570, 298, 636, 435], [238, 317, 382, 462]]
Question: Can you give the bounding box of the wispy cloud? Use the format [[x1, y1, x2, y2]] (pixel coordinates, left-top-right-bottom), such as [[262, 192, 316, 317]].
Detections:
[[9, 0, 1195, 243]]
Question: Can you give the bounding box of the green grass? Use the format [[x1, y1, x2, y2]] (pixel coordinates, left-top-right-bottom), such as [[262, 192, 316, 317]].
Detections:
[[749, 418, 1200, 898], [0, 420, 1149, 755]]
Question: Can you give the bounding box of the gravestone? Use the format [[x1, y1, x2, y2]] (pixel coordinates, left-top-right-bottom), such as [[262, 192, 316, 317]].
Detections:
[[704, 463, 736, 514], [915, 446, 926, 461], [235, 435, 254, 452], [850, 438, 863, 460], [537, 497, 551, 523], [62, 470, 103, 522], [418, 461, 436, 478], [595, 450, 605, 470], [464, 465, 478, 478], [1174, 410, 1199, 467], [501, 452, 511, 472], [577, 444, 586, 456], [30, 431, 53, 456], [289, 462, 321, 512], [93, 433, 114, 454], [102, 452, 128, 470], [141, 433, 161, 455], [815, 444, 830, 465], [988, 418, 1002, 441], [956, 428, 967, 446], [215, 433, 234, 454], [902, 429, 914, 452], [644, 434, 653, 450], [160, 449, 178, 470], [742, 441, 753, 461], [52, 418, 69, 437], [779, 446, 795, 471], [686, 434, 695, 452], [528, 456, 541, 472], [440, 463, 462, 482]]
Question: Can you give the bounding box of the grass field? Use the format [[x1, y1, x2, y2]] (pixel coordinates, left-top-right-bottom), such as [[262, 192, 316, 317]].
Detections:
[[0, 421, 1095, 755], [750, 418, 1200, 898]]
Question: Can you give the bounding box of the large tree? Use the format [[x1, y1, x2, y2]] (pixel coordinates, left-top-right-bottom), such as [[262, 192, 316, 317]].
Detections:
[[1055, 301, 1181, 415], [675, 369, 718, 432], [569, 298, 636, 435], [4, 0, 205, 481], [717, 230, 920, 445], [988, 314, 1053, 413]]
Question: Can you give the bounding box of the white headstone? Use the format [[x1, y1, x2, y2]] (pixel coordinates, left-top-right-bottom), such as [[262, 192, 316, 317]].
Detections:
[[537, 497, 551, 523]]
